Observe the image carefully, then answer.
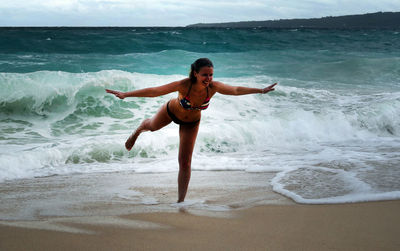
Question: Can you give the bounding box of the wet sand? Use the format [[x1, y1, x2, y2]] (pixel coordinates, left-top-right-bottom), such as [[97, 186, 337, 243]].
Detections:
[[0, 171, 399, 250], [1, 201, 400, 251]]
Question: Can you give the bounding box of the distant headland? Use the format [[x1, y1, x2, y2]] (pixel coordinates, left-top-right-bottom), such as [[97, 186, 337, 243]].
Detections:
[[187, 12, 400, 29]]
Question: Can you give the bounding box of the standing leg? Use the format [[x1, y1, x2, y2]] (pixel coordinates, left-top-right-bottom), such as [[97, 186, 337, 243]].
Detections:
[[125, 102, 172, 151], [177, 122, 200, 203]]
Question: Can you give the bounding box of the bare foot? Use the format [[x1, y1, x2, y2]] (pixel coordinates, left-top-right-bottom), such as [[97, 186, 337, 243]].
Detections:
[[125, 131, 140, 151], [125, 119, 150, 151]]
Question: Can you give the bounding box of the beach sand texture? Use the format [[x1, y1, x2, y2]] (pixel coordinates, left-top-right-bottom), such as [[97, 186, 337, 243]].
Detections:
[[1, 201, 399, 251], [1, 171, 399, 251]]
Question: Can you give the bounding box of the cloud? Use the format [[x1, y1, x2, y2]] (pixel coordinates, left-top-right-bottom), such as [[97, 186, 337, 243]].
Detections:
[[0, 0, 399, 26]]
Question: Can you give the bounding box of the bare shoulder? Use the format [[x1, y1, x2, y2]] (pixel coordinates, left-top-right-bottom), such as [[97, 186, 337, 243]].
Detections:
[[176, 78, 191, 92], [209, 81, 228, 90], [179, 78, 191, 86], [161, 78, 189, 89], [209, 81, 223, 89], [207, 81, 222, 96]]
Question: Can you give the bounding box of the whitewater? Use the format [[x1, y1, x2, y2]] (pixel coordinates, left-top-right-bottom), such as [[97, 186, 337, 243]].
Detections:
[[1, 28, 400, 216]]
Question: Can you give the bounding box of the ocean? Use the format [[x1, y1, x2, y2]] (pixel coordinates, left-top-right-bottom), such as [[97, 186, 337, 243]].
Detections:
[[1, 27, 400, 219]]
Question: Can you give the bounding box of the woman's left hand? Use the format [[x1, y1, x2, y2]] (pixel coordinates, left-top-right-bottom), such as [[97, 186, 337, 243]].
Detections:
[[262, 83, 277, 94]]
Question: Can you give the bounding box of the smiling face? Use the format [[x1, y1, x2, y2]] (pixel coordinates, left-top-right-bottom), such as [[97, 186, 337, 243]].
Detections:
[[194, 66, 213, 87]]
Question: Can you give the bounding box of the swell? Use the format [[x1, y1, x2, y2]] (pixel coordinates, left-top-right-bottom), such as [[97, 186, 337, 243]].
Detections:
[[0, 71, 399, 184], [2, 27, 399, 54], [1, 71, 400, 138], [0, 70, 135, 117]]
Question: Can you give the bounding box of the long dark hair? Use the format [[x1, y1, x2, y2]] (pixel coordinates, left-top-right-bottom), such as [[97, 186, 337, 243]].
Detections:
[[189, 58, 214, 83]]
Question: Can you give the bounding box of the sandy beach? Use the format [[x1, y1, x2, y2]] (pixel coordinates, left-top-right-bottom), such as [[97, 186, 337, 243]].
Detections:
[[1, 171, 399, 250], [0, 201, 399, 251]]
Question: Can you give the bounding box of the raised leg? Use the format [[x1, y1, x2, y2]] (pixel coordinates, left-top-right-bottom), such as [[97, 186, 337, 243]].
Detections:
[[177, 122, 200, 203], [125, 102, 172, 151]]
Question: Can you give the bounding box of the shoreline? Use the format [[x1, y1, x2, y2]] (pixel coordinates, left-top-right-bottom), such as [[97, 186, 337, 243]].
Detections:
[[1, 201, 399, 250], [1, 171, 399, 250], [0, 170, 292, 221]]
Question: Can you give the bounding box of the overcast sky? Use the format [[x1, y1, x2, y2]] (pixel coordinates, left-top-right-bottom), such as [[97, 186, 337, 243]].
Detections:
[[1, 0, 399, 26]]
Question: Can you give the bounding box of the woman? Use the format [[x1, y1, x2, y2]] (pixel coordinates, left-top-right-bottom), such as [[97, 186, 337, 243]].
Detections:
[[106, 58, 277, 202]]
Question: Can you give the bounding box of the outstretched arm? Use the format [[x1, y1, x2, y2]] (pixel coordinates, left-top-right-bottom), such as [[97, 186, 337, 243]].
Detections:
[[214, 82, 277, 96], [106, 81, 182, 99]]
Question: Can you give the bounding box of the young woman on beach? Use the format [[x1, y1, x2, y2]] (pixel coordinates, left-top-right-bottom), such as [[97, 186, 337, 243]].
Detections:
[[106, 58, 277, 203]]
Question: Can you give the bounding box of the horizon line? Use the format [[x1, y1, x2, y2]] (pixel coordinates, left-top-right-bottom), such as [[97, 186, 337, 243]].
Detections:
[[1, 11, 398, 28]]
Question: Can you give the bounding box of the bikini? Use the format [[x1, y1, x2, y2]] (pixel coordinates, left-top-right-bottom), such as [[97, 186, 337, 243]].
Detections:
[[179, 84, 210, 111], [167, 83, 210, 125]]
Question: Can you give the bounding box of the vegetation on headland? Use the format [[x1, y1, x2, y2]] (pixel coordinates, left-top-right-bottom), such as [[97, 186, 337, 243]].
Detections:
[[187, 12, 400, 29]]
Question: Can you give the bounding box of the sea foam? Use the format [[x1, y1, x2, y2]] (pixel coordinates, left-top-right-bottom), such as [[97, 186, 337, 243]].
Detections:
[[1, 69, 400, 204]]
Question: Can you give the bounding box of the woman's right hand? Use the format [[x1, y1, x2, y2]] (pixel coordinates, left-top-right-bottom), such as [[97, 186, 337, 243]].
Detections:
[[106, 89, 126, 99]]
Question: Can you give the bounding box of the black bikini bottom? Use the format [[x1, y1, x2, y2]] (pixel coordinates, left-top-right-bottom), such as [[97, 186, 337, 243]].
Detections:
[[167, 101, 200, 125]]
